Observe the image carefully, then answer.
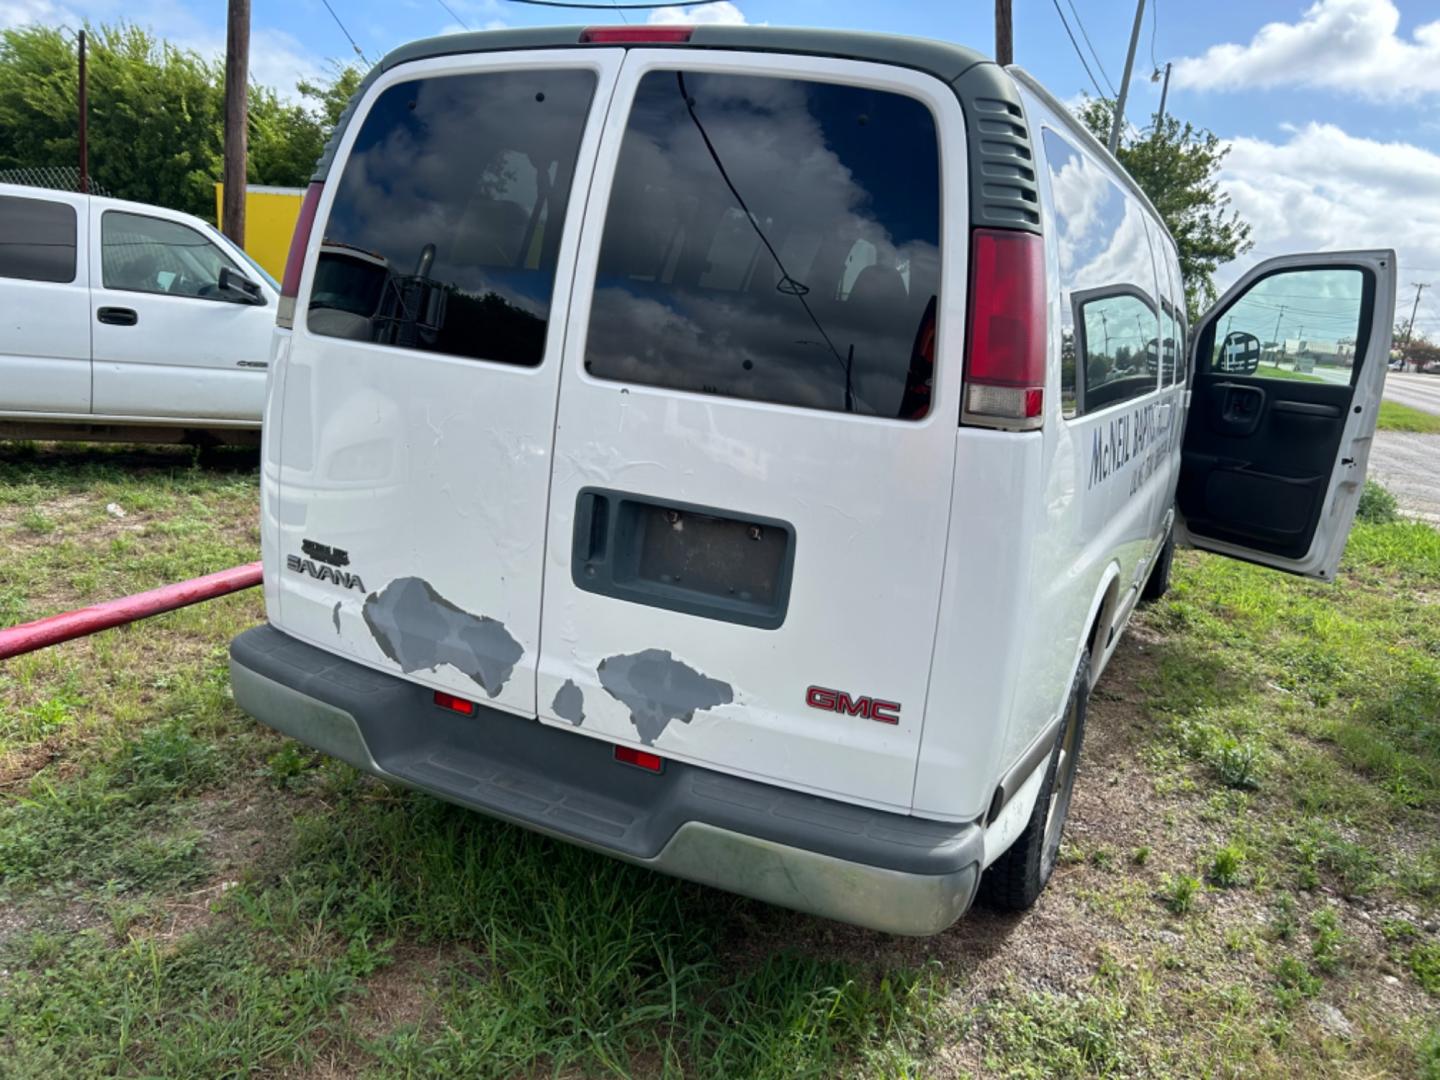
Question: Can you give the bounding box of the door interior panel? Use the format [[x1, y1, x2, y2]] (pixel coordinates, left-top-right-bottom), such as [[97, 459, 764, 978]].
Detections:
[[1179, 265, 1375, 560]]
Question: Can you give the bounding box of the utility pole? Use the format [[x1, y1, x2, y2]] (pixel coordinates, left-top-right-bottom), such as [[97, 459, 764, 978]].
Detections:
[[1403, 282, 1429, 350], [222, 0, 250, 247], [1108, 0, 1146, 154], [76, 29, 88, 194], [1154, 61, 1172, 131], [1271, 305, 1285, 363], [995, 0, 1013, 66]]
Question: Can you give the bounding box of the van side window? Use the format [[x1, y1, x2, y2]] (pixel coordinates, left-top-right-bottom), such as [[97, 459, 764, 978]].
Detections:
[[585, 71, 942, 420], [0, 194, 76, 283], [101, 212, 242, 299], [310, 69, 597, 366], [1042, 129, 1161, 417]]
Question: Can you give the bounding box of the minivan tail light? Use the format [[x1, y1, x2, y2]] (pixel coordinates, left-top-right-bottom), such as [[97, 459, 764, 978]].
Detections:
[[962, 229, 1046, 430], [580, 26, 692, 44], [277, 180, 323, 329]]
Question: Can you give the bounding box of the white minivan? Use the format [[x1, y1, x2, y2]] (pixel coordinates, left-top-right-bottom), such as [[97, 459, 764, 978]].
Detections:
[[0, 184, 276, 445], [230, 26, 1395, 934]]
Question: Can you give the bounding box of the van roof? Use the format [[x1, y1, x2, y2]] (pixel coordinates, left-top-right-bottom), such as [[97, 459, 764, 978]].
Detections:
[[311, 25, 1042, 234]]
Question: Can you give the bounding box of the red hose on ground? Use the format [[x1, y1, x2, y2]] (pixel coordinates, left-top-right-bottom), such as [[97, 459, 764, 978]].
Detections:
[[0, 562, 262, 661]]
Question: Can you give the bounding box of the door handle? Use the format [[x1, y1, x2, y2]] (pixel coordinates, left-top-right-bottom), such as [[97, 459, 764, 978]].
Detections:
[[97, 306, 138, 326]]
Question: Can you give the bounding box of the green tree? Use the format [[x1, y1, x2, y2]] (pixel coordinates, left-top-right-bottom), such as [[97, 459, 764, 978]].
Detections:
[[1078, 98, 1252, 320], [0, 23, 360, 219]]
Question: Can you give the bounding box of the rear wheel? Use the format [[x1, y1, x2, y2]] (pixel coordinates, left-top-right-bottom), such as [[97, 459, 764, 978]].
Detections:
[[1140, 526, 1175, 604], [979, 649, 1090, 912]]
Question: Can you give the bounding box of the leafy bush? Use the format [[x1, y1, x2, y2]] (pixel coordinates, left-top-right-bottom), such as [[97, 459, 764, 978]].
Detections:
[[1356, 480, 1400, 525]]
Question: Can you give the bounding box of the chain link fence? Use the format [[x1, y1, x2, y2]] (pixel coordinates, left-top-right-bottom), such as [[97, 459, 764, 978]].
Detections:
[[0, 165, 111, 197]]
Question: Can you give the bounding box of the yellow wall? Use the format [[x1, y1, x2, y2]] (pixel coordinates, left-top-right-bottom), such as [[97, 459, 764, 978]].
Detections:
[[214, 184, 304, 280]]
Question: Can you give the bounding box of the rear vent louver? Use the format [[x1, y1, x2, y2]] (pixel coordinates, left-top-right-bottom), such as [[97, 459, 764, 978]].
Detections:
[[953, 67, 1040, 233]]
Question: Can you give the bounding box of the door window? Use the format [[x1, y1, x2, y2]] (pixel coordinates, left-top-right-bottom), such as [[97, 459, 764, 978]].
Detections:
[[309, 69, 598, 366], [584, 71, 942, 420], [0, 194, 76, 283], [1043, 128, 1161, 417], [102, 211, 242, 300], [1202, 268, 1366, 384]]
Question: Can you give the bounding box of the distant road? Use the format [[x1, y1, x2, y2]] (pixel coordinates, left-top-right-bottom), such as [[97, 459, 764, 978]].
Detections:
[[1384, 372, 1440, 416]]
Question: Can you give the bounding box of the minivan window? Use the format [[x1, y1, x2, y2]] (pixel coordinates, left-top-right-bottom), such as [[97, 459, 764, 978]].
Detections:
[[102, 211, 243, 299], [0, 194, 77, 283], [585, 71, 942, 420], [1043, 128, 1161, 417], [310, 69, 597, 366]]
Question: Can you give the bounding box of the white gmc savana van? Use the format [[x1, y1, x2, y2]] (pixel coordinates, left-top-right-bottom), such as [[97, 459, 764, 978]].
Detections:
[[0, 184, 276, 445], [230, 26, 1396, 934]]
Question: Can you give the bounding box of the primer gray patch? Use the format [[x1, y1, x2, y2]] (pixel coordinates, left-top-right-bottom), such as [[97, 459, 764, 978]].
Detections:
[[552, 679, 585, 726], [332, 601, 342, 633], [597, 649, 733, 745], [362, 577, 523, 698]]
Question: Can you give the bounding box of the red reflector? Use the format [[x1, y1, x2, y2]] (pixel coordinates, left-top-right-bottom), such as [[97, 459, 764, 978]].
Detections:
[[433, 690, 477, 716], [281, 181, 324, 301], [614, 744, 664, 772], [580, 26, 693, 44], [963, 229, 1046, 427]]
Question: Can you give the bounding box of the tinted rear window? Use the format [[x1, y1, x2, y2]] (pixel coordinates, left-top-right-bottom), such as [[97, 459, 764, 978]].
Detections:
[[585, 71, 942, 419], [310, 69, 597, 366], [0, 194, 77, 283]]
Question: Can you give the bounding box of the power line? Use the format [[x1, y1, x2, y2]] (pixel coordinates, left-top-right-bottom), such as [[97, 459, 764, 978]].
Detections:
[[319, 0, 370, 63], [1050, 0, 1107, 99], [1065, 0, 1116, 96], [434, 0, 471, 29]]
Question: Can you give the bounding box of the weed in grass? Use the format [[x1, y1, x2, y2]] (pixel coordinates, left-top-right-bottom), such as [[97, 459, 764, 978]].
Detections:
[[1132, 846, 1151, 867], [1357, 480, 1401, 524], [1161, 873, 1201, 915], [1409, 941, 1440, 995], [1271, 956, 1322, 1009], [1270, 894, 1299, 941], [979, 987, 1134, 1077], [1211, 737, 1263, 790], [1310, 908, 1347, 975], [265, 742, 321, 789], [1208, 844, 1246, 888], [1089, 845, 1117, 871], [17, 507, 55, 534], [1422, 1026, 1440, 1080]]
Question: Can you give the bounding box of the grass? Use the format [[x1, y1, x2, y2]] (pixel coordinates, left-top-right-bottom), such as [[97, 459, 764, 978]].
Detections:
[[1, 446, 1438, 1077], [1379, 398, 1440, 434]]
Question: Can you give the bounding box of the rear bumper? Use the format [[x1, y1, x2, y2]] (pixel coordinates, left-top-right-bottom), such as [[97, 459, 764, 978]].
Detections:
[[229, 624, 983, 935]]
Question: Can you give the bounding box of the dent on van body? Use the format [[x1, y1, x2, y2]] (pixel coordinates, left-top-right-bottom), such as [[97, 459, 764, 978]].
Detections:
[[597, 649, 734, 746], [361, 576, 524, 698]]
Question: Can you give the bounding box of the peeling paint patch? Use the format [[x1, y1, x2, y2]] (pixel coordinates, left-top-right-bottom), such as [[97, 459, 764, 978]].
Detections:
[[362, 577, 523, 698], [332, 601, 342, 634], [597, 649, 733, 745], [552, 679, 585, 726]]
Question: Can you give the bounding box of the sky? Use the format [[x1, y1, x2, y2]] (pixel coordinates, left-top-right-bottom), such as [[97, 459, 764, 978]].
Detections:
[[4, 0, 1440, 333]]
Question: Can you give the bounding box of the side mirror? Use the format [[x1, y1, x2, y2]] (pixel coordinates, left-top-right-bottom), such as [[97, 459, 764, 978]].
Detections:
[[218, 266, 265, 305], [1219, 330, 1261, 375]]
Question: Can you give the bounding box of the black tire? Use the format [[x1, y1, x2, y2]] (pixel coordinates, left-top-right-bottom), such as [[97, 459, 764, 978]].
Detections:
[[979, 649, 1090, 912], [1140, 526, 1175, 604]]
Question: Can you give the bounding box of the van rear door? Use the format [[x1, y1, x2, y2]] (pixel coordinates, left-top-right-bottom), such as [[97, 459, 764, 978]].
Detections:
[[271, 50, 624, 716], [1177, 251, 1396, 579], [537, 51, 968, 811]]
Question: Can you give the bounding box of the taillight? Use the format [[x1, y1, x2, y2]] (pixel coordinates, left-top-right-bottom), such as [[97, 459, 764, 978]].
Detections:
[[614, 744, 664, 773], [580, 26, 693, 44], [277, 180, 323, 329], [962, 229, 1046, 430], [433, 690, 477, 717]]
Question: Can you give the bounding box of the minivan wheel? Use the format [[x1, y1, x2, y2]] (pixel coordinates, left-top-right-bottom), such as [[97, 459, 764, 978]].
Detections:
[[1140, 527, 1175, 604], [978, 649, 1090, 912]]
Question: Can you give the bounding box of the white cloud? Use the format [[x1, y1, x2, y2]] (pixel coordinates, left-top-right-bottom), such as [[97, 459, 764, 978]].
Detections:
[[0, 0, 76, 29], [1173, 0, 1440, 100], [648, 2, 747, 26], [1214, 122, 1439, 295]]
